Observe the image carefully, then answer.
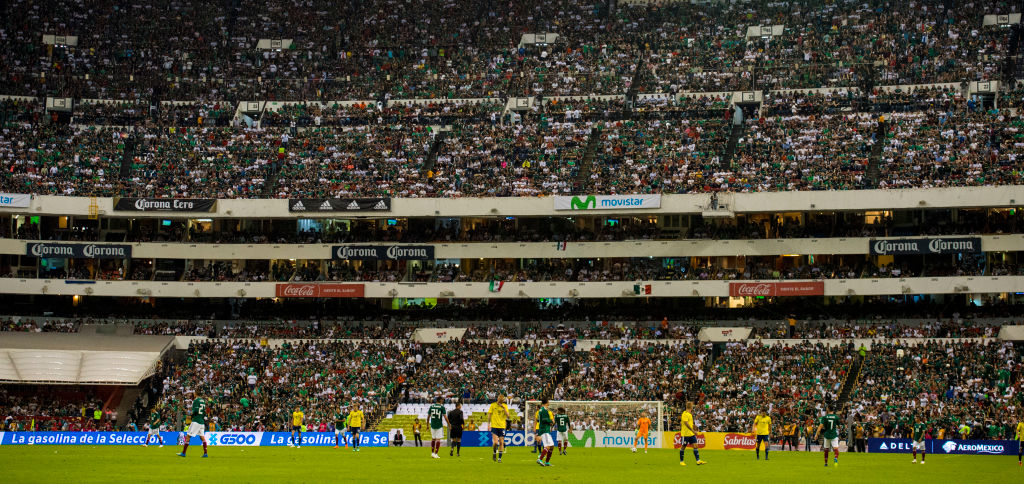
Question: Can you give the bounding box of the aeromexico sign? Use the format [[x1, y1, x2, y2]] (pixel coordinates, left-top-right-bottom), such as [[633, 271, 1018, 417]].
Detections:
[[869, 237, 982, 255], [332, 245, 434, 260], [27, 243, 131, 259], [114, 198, 216, 212], [554, 195, 661, 211], [288, 198, 391, 212]]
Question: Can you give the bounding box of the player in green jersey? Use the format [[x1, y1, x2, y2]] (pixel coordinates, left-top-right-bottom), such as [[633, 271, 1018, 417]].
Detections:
[[143, 407, 164, 447], [535, 398, 555, 467], [333, 407, 349, 448], [427, 397, 446, 459], [813, 411, 840, 467], [177, 391, 209, 458], [555, 408, 570, 455], [911, 416, 929, 464]]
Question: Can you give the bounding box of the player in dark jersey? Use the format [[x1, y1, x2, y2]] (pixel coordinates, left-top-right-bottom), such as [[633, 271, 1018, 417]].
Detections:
[[446, 401, 465, 457]]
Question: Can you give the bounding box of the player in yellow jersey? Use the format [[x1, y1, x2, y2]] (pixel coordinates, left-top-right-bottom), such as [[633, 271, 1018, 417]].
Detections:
[[679, 401, 706, 466], [1016, 416, 1023, 466], [633, 413, 652, 453], [753, 410, 772, 461], [289, 406, 304, 448], [485, 395, 511, 463], [348, 403, 364, 452]]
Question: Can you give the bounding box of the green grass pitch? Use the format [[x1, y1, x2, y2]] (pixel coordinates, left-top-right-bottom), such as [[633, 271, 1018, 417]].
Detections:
[[1, 446, 1020, 483]]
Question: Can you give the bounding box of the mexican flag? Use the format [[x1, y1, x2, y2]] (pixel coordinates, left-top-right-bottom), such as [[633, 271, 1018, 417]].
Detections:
[[489, 280, 504, 292]]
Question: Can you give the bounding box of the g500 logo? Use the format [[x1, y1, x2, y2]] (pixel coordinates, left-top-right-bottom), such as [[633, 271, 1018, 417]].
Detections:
[[208, 433, 259, 446]]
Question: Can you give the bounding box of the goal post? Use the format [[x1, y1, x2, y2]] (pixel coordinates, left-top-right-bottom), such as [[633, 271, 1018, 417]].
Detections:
[[524, 400, 665, 449]]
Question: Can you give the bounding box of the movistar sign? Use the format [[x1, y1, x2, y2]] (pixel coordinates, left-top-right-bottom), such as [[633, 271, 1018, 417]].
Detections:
[[554, 195, 661, 211]]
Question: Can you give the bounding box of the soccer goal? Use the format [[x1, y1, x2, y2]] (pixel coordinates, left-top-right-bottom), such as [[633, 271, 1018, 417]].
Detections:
[[524, 401, 665, 449]]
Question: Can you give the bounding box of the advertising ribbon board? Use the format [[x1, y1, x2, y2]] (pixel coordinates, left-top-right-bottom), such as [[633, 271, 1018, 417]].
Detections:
[[554, 195, 661, 211], [114, 198, 216, 212]]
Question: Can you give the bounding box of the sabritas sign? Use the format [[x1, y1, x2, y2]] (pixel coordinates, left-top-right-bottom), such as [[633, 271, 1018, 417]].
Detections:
[[553, 195, 661, 211], [729, 281, 824, 297], [275, 283, 364, 298], [672, 432, 706, 449], [663, 432, 759, 450], [722, 433, 757, 450]]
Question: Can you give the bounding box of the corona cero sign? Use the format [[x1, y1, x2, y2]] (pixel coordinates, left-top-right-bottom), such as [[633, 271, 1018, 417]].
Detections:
[[729, 281, 824, 297], [275, 284, 364, 298]]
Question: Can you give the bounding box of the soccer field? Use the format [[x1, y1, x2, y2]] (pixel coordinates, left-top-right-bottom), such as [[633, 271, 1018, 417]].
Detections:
[[1, 446, 1020, 483]]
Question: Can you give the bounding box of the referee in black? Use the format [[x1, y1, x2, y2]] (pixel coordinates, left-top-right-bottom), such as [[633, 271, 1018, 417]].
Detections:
[[445, 401, 466, 457]]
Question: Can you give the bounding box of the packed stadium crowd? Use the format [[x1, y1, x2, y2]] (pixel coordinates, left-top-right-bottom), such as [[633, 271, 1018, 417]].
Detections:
[[852, 340, 1022, 440], [0, 0, 1021, 199], [0, 0, 1012, 99], [154, 339, 412, 431], [402, 340, 571, 404], [2, 0, 1024, 457], [2, 316, 1022, 439]]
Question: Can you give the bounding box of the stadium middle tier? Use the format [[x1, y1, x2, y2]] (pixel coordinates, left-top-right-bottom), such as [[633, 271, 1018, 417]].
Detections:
[[2, 101, 1023, 197]]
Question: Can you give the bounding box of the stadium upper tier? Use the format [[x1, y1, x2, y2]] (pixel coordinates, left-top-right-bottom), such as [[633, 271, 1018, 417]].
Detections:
[[0, 0, 1014, 99]]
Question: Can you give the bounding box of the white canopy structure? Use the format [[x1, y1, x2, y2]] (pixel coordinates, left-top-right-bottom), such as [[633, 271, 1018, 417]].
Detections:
[[0, 333, 173, 385]]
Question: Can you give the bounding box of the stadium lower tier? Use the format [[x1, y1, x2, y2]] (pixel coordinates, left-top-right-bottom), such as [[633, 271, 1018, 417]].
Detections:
[[3, 337, 1021, 443]]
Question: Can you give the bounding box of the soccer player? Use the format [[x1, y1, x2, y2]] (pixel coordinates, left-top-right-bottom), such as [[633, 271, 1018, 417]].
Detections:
[[428, 397, 446, 459], [348, 403, 364, 452], [1014, 415, 1023, 466], [813, 410, 840, 467], [753, 410, 771, 460], [633, 412, 652, 453], [177, 391, 209, 458], [143, 406, 164, 447], [911, 415, 928, 464], [678, 401, 706, 466], [446, 401, 465, 457], [532, 415, 542, 454], [485, 395, 511, 463], [289, 405, 304, 448], [555, 407, 570, 455], [535, 398, 555, 467], [333, 407, 348, 449]]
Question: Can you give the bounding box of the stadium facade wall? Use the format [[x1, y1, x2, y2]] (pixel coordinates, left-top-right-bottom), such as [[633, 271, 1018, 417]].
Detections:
[[0, 277, 1021, 299], [4, 236, 1019, 260], [2, 187, 1021, 219]]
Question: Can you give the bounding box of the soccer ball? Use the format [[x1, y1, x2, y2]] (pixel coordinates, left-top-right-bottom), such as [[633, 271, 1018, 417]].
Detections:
[[631, 447, 637, 453]]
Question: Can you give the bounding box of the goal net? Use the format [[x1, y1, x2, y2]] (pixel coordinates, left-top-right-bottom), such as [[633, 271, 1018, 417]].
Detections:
[[524, 400, 664, 449]]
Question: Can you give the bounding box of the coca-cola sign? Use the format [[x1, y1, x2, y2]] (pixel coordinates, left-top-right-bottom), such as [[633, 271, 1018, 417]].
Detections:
[[723, 433, 757, 450], [275, 283, 365, 298], [729, 281, 824, 297]]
